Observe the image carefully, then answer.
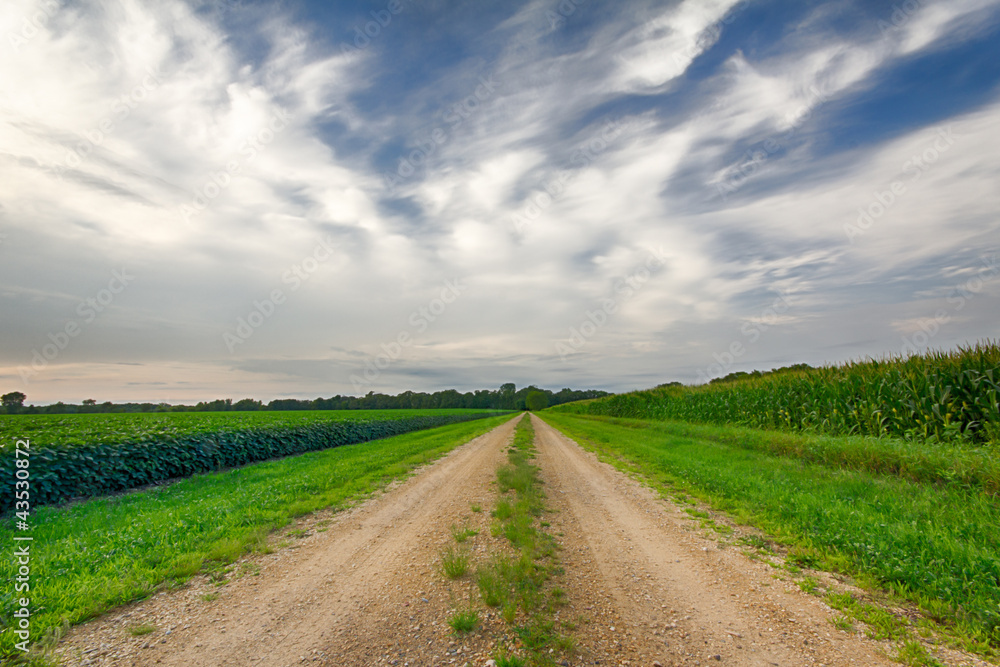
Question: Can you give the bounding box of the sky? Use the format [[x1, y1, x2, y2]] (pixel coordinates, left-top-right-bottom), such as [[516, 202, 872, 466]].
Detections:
[[1, 0, 999, 404]]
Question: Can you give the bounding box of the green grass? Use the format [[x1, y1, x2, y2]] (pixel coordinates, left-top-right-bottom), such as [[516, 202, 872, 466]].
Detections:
[[127, 623, 156, 637], [473, 415, 573, 666], [556, 340, 1000, 446], [0, 414, 514, 657], [441, 546, 470, 579], [493, 651, 527, 667], [897, 639, 944, 666], [539, 411, 1000, 655], [451, 525, 478, 543], [552, 414, 1000, 494], [448, 610, 479, 634]]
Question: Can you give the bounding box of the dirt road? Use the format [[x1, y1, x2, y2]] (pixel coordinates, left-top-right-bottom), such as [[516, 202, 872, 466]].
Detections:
[[58, 415, 952, 666]]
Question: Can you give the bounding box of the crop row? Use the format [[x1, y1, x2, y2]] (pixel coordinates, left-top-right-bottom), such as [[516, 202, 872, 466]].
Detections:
[[567, 340, 999, 446], [0, 408, 486, 450], [0, 412, 499, 512]]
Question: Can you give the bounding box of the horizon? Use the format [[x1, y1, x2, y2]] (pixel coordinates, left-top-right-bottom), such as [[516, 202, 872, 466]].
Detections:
[[2, 0, 999, 404]]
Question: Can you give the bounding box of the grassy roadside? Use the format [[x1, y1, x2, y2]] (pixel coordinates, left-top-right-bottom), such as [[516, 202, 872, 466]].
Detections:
[[547, 413, 1000, 493], [538, 411, 1000, 664], [0, 414, 514, 660], [439, 415, 573, 666]]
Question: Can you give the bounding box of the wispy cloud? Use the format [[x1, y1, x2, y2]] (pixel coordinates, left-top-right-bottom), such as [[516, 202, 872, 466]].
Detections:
[[1, 0, 999, 402]]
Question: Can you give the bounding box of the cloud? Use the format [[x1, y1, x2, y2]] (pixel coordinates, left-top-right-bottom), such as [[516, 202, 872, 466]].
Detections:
[[1, 0, 999, 401]]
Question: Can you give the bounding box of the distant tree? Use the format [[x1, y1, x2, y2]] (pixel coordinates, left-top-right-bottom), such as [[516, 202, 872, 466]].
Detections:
[[2, 391, 26, 411], [498, 383, 517, 410], [525, 390, 548, 411], [82, 398, 97, 406], [232, 398, 263, 411]]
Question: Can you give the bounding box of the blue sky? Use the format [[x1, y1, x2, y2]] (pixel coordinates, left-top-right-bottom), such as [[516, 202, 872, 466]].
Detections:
[[1, 0, 999, 403]]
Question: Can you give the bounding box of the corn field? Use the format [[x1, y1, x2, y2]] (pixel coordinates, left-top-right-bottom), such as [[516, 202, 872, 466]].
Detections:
[[581, 340, 1000, 445]]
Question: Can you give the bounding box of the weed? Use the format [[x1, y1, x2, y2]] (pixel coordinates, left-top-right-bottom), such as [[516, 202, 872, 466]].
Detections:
[[831, 614, 853, 631], [554, 633, 577, 652], [451, 525, 478, 543], [501, 602, 518, 624], [896, 640, 943, 666], [825, 592, 907, 641], [208, 569, 229, 586], [797, 577, 819, 594], [493, 649, 526, 667], [238, 562, 260, 577], [493, 499, 514, 520], [740, 535, 771, 552], [787, 546, 822, 569], [448, 610, 478, 634], [441, 547, 469, 579], [476, 565, 507, 607], [128, 623, 156, 637]]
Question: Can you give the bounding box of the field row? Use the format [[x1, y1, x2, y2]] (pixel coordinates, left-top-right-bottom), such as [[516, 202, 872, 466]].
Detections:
[[0, 410, 502, 512], [0, 409, 495, 449], [566, 340, 1000, 446]]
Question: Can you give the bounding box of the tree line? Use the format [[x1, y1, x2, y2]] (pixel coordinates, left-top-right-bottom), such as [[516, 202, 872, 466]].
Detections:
[[0, 384, 609, 414]]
